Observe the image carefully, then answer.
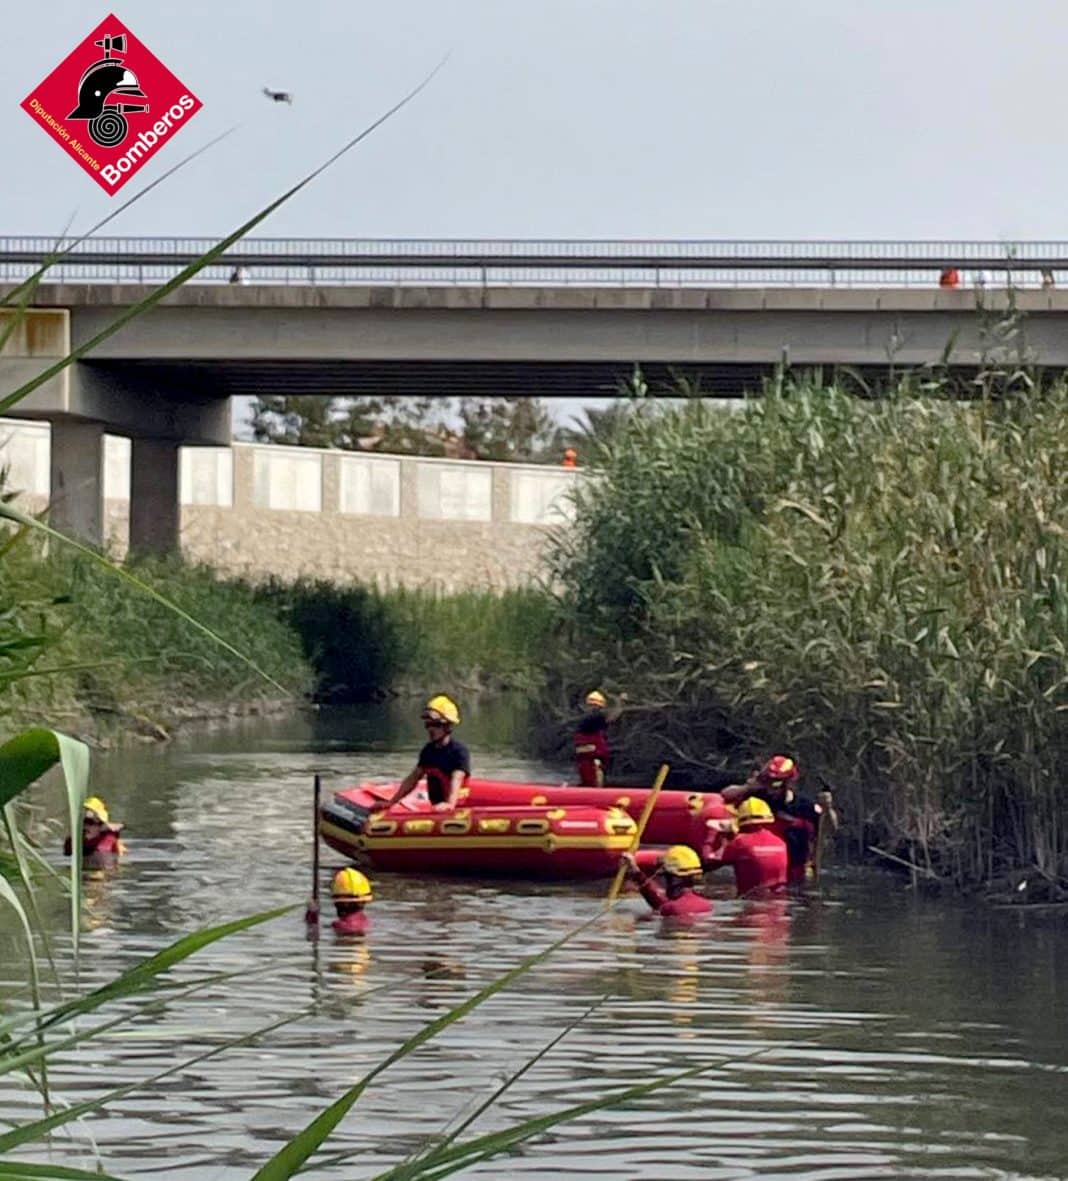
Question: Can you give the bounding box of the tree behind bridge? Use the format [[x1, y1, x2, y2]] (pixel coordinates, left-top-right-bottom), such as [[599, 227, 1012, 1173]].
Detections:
[[248, 394, 564, 462]]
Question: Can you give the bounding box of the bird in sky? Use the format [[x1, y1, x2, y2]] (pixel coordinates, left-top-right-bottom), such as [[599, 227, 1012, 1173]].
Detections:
[[262, 87, 293, 104]]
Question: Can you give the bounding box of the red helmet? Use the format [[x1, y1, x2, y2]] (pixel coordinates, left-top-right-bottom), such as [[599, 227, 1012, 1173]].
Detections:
[[758, 755, 799, 787]]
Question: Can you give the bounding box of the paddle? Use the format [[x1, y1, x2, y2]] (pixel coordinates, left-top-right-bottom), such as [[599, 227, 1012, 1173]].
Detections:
[[605, 762, 670, 906], [305, 773, 322, 925]]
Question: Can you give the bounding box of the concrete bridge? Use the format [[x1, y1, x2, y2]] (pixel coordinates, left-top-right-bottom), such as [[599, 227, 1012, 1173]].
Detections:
[[5, 237, 1068, 555]]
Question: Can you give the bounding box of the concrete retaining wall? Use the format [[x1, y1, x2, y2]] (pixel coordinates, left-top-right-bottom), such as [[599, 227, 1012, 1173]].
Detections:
[[1, 421, 580, 591]]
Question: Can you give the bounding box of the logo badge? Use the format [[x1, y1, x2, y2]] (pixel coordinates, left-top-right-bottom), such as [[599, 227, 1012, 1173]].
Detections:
[[21, 13, 202, 194]]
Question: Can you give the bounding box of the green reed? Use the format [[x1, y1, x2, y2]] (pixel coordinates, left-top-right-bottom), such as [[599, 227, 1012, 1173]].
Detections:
[[543, 374, 1068, 888], [0, 539, 311, 732], [251, 578, 554, 701]]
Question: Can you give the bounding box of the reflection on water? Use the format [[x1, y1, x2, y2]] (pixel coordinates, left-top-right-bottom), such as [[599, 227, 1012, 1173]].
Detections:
[[3, 701, 1068, 1179]]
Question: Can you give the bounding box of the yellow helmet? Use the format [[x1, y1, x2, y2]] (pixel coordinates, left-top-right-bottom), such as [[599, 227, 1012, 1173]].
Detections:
[[737, 797, 775, 827], [424, 695, 461, 726], [83, 797, 110, 824], [661, 845, 702, 877], [585, 689, 607, 709], [332, 867, 373, 903]]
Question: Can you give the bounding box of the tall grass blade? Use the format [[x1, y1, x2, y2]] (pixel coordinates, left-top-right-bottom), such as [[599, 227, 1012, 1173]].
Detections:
[[0, 728, 89, 953], [0, 905, 294, 1054], [0, 1165, 131, 1180], [373, 996, 606, 1181], [2, 805, 59, 1021], [0, 59, 447, 415], [0, 867, 49, 1109], [248, 907, 600, 1181], [0, 219, 75, 352], [0, 660, 139, 687], [384, 1040, 807, 1181], [0, 875, 36, 976], [0, 1005, 312, 1152], [0, 504, 291, 695], [0, 127, 239, 310]]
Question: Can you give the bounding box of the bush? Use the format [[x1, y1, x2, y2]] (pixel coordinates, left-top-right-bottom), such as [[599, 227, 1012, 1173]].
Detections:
[[543, 377, 1068, 886], [0, 542, 312, 730], [255, 579, 554, 702]]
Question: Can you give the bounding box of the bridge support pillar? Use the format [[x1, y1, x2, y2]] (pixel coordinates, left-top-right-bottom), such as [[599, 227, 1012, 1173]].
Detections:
[[129, 438, 180, 557], [49, 421, 104, 547]]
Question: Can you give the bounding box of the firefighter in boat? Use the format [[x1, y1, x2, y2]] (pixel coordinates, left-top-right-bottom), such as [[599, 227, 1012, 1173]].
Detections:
[[371, 695, 471, 812], [574, 688, 618, 786], [722, 756, 838, 882]]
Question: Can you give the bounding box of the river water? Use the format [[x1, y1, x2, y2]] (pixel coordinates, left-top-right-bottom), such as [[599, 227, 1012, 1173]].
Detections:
[[3, 701, 1068, 1180]]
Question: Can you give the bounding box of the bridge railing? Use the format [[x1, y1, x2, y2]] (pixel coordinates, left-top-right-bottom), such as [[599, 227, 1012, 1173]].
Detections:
[[2, 236, 1067, 287]]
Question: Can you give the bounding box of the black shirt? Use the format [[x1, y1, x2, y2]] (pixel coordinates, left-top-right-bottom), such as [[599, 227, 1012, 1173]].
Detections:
[[417, 739, 471, 804], [759, 789, 820, 825], [576, 711, 608, 735]]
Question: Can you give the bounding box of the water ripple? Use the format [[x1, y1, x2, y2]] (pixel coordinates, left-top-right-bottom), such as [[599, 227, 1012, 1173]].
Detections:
[[4, 710, 1068, 1179]]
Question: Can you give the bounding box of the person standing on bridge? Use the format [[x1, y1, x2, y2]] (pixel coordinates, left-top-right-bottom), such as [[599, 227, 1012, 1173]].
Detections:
[[371, 695, 471, 812]]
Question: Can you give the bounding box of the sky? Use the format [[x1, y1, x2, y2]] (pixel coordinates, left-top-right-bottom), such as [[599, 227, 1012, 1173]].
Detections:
[[7, 0, 1068, 430]]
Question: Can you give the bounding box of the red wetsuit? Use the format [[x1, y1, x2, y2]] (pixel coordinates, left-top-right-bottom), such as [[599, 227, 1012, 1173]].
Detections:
[[332, 910, 370, 936], [574, 712, 610, 786], [63, 831, 124, 856], [637, 877, 712, 918], [719, 827, 788, 896]]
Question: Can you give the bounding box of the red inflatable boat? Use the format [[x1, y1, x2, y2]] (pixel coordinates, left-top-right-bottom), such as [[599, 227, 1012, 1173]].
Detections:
[[320, 778, 735, 880]]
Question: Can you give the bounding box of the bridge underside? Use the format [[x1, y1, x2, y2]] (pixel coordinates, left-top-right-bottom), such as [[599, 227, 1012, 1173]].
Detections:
[[84, 357, 770, 398], [82, 357, 996, 400]]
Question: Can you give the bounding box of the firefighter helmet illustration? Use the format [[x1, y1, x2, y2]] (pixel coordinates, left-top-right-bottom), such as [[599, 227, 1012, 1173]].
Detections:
[[67, 32, 149, 148]]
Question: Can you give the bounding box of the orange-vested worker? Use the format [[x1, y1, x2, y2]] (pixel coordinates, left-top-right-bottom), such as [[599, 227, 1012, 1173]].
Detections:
[[722, 756, 838, 882], [622, 845, 712, 918], [718, 797, 788, 897], [331, 867, 373, 936], [574, 689, 612, 786], [63, 796, 127, 857], [371, 695, 470, 812], [939, 267, 962, 289]]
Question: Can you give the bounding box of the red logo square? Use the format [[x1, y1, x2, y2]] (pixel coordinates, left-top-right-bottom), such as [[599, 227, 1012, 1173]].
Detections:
[[21, 13, 202, 195]]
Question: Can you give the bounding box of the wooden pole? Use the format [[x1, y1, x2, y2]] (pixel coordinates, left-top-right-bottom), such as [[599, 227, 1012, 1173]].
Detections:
[[812, 812, 825, 887], [605, 762, 670, 906], [305, 773, 322, 924]]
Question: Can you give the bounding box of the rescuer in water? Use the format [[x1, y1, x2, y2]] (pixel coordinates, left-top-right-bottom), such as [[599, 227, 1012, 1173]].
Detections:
[[574, 688, 616, 786], [715, 797, 788, 897], [371, 695, 471, 812], [621, 845, 712, 918], [63, 796, 127, 858], [331, 867, 373, 936], [722, 756, 838, 882]]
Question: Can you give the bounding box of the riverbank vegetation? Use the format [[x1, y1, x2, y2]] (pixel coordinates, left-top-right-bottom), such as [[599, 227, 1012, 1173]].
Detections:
[[0, 535, 313, 738], [542, 373, 1068, 891], [0, 521, 552, 737], [256, 578, 553, 701]]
